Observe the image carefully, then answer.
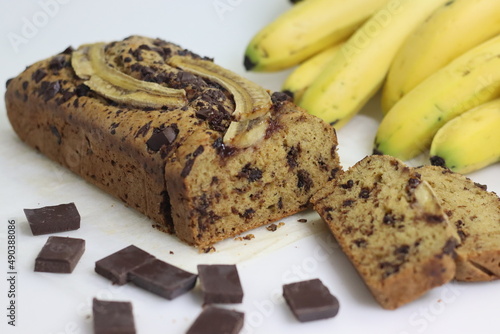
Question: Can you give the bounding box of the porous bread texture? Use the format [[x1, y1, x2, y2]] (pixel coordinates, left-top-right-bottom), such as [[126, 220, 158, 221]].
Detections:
[[311, 155, 458, 310], [417, 165, 500, 282], [5, 36, 341, 248]]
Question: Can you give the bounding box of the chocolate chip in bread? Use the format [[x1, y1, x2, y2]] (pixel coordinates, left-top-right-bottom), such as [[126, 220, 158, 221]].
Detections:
[[311, 155, 458, 310], [417, 165, 500, 282]]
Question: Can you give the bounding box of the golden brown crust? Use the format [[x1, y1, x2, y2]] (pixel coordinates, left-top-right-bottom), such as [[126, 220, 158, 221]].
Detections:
[[5, 36, 341, 248]]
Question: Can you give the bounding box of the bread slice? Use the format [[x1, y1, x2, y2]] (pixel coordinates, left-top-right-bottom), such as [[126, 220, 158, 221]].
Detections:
[[311, 155, 458, 310], [417, 165, 500, 282], [5, 36, 341, 248]]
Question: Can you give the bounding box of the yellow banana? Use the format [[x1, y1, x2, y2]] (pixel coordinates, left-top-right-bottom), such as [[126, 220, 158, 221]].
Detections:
[[282, 42, 343, 102], [374, 34, 500, 161], [382, 0, 500, 113], [244, 0, 388, 72], [429, 99, 500, 174], [298, 0, 449, 128]]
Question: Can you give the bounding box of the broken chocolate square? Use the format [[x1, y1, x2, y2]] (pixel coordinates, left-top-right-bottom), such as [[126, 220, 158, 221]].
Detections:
[[128, 259, 197, 300], [186, 305, 244, 334], [24, 202, 80, 235], [34, 236, 85, 273], [95, 245, 155, 285], [93, 298, 136, 334], [197, 264, 243, 304], [282, 278, 339, 322]]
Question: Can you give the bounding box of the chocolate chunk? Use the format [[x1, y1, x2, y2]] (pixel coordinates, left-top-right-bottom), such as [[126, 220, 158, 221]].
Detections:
[[32, 68, 47, 83], [6, 78, 13, 88], [74, 83, 90, 97], [237, 163, 262, 182], [287, 146, 300, 169], [34, 236, 85, 273], [342, 199, 354, 207], [297, 169, 314, 192], [341, 179, 354, 189], [135, 121, 152, 138], [48, 55, 69, 71], [186, 306, 244, 334], [271, 91, 292, 105], [283, 278, 340, 322], [181, 145, 204, 178], [198, 264, 244, 304], [146, 124, 179, 152], [95, 245, 156, 285], [24, 202, 80, 235], [39, 80, 61, 101], [60, 46, 74, 55], [359, 187, 370, 199], [93, 298, 136, 334], [50, 125, 62, 144], [128, 259, 197, 300]]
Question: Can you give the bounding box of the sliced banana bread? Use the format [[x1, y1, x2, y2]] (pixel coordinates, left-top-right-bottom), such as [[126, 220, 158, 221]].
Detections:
[[311, 155, 458, 310], [417, 165, 500, 282]]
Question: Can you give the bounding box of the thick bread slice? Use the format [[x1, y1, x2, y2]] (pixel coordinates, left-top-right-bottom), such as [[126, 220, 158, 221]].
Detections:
[[311, 155, 458, 310], [5, 36, 341, 248], [417, 165, 500, 282]]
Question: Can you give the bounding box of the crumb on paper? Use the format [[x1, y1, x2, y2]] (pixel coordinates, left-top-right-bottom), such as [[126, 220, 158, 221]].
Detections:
[[200, 246, 216, 253], [169, 251, 174, 255], [298, 218, 307, 223], [266, 224, 278, 232], [266, 222, 285, 232], [234, 234, 255, 241]]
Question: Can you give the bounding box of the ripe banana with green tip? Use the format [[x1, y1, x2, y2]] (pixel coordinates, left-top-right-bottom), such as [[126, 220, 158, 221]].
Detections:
[[282, 42, 343, 102], [243, 0, 388, 72], [374, 34, 500, 161], [382, 0, 500, 113], [298, 0, 450, 128], [429, 99, 500, 174]]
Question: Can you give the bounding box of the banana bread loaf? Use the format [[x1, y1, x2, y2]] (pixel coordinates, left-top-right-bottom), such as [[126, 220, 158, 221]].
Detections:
[[311, 155, 457, 310], [417, 165, 500, 282], [5, 36, 341, 248]]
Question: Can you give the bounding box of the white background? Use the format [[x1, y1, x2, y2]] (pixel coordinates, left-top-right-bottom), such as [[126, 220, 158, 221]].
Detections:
[[0, 1, 499, 333]]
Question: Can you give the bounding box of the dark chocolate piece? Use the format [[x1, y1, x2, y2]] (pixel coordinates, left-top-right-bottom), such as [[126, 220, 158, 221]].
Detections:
[[146, 125, 178, 151], [197, 264, 243, 304], [92, 298, 136, 334], [24, 202, 80, 235], [282, 278, 339, 322], [34, 236, 85, 273], [186, 306, 244, 334], [95, 245, 155, 285], [128, 259, 197, 300]]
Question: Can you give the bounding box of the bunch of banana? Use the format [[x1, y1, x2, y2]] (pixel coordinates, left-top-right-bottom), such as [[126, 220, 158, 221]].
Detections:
[[244, 0, 500, 173], [375, 0, 500, 173], [244, 0, 388, 72], [429, 99, 500, 174], [382, 0, 500, 113], [282, 42, 344, 101], [374, 34, 500, 161]]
